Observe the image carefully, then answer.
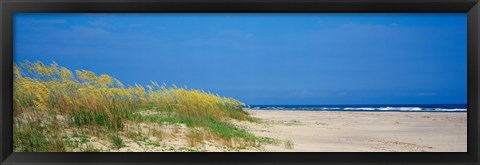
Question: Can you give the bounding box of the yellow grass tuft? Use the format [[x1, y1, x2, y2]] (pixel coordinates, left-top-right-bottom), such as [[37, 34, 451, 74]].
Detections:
[[13, 60, 254, 152]]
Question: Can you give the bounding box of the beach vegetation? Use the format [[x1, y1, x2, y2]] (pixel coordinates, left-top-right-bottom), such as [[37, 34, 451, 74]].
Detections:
[[285, 139, 294, 149], [13, 60, 263, 152], [257, 137, 281, 146], [83, 144, 101, 152], [110, 135, 125, 149]]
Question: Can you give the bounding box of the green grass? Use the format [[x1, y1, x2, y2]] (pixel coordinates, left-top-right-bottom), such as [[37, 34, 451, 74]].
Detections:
[[257, 137, 280, 145], [83, 144, 101, 152], [63, 133, 91, 150], [128, 132, 143, 141], [110, 135, 125, 149], [140, 112, 256, 145], [205, 120, 256, 141], [13, 123, 65, 152]]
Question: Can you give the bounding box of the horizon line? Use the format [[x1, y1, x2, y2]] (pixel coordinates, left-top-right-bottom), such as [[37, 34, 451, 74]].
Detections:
[[246, 103, 467, 106]]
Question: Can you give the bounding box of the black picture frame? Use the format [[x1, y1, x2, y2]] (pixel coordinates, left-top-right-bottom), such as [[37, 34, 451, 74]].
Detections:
[[1, 0, 479, 164]]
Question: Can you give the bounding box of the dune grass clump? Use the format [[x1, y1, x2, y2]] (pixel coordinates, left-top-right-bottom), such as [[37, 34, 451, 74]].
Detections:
[[110, 135, 125, 149], [13, 122, 65, 152], [285, 139, 295, 150], [13, 60, 258, 152], [186, 129, 204, 147], [83, 144, 101, 152]]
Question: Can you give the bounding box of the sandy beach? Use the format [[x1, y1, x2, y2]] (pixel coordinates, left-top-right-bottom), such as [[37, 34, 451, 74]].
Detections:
[[48, 110, 467, 152], [236, 110, 467, 152]]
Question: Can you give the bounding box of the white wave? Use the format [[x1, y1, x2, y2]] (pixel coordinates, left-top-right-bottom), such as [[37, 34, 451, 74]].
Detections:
[[342, 107, 464, 112], [344, 107, 376, 110], [321, 107, 341, 110], [378, 107, 423, 111], [432, 108, 467, 112], [247, 106, 466, 112]]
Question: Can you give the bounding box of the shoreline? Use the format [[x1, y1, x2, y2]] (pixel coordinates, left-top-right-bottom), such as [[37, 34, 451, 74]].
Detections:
[[236, 110, 467, 152], [244, 108, 468, 113]]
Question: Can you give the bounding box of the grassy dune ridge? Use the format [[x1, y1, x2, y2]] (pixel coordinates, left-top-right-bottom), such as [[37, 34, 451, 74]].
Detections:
[[13, 61, 264, 152]]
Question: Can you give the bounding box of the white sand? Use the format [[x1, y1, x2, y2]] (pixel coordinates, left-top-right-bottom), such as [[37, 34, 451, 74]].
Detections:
[[67, 110, 467, 152], [238, 110, 467, 152]]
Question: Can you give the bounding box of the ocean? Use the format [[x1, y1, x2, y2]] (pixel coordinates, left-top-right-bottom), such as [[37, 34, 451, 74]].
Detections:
[[247, 104, 467, 112]]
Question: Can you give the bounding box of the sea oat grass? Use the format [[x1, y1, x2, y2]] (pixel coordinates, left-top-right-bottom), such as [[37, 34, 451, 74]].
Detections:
[[13, 60, 259, 151]]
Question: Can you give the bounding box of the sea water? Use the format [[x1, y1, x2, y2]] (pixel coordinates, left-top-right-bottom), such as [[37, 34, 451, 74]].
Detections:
[[247, 104, 467, 112]]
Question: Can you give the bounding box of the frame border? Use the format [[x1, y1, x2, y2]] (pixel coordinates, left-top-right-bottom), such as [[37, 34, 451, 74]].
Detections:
[[1, 0, 479, 164]]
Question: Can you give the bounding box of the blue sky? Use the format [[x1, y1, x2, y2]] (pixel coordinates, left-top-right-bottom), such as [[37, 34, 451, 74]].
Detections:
[[14, 13, 467, 105]]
